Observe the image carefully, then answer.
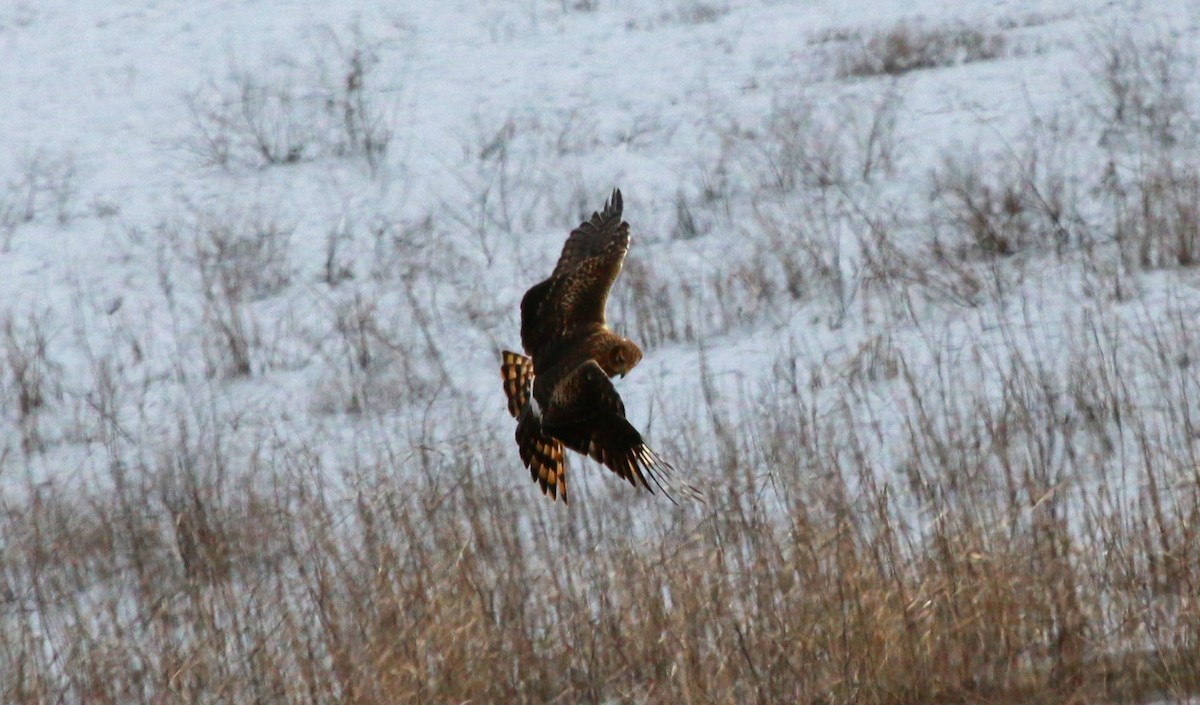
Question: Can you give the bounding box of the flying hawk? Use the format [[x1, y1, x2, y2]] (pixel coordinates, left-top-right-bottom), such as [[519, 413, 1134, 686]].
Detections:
[[500, 189, 698, 505]]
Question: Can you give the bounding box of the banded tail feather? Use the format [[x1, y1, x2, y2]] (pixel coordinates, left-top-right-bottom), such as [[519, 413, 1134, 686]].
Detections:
[[515, 404, 568, 503], [500, 350, 534, 419]]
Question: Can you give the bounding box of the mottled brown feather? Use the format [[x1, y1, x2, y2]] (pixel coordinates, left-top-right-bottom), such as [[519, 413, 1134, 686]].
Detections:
[[542, 360, 678, 496], [520, 189, 629, 360]]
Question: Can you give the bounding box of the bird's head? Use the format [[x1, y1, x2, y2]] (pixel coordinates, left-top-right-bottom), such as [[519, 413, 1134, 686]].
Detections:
[[601, 336, 643, 378]]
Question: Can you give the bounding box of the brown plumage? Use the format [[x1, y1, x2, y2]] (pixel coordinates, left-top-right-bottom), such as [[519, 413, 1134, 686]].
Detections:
[[500, 189, 700, 505]]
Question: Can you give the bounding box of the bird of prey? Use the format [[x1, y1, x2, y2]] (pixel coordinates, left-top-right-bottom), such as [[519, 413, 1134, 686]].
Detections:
[[500, 189, 698, 505]]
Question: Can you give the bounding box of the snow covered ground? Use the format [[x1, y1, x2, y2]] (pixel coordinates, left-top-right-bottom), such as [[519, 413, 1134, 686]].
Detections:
[[3, 0, 1200, 701], [3, 0, 1198, 499]]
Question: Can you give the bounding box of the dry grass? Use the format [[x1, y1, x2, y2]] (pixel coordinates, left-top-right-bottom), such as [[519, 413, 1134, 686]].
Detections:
[[1, 149, 79, 251], [928, 148, 1074, 261], [2, 304, 1199, 704], [182, 24, 394, 171], [4, 20, 1200, 705], [837, 23, 1007, 78], [1102, 155, 1200, 270]]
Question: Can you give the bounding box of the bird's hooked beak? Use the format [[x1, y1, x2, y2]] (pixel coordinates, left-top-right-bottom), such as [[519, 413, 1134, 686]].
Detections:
[[620, 372, 626, 379]]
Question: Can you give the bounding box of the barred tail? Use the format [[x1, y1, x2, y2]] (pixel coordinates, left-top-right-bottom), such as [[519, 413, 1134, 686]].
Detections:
[[500, 350, 534, 419], [516, 404, 568, 504]]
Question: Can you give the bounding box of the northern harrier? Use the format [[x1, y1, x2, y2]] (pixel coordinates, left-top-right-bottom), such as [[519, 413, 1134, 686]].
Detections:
[[500, 189, 698, 505]]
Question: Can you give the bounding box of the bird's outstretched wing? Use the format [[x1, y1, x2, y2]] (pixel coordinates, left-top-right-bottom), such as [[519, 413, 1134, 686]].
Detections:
[[542, 360, 699, 503], [520, 189, 629, 358]]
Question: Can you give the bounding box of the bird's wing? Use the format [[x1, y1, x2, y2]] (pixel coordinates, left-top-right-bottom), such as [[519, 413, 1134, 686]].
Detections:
[[520, 190, 629, 357], [542, 359, 698, 502]]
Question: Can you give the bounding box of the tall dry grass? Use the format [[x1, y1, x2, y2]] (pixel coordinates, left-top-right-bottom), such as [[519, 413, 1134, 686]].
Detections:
[[2, 302, 1199, 704], [4, 18, 1200, 705]]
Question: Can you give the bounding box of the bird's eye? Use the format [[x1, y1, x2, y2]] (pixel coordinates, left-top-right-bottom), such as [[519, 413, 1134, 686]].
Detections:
[[615, 350, 624, 363]]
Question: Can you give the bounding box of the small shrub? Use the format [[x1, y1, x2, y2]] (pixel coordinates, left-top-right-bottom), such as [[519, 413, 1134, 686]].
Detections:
[[928, 150, 1071, 260], [185, 71, 314, 168], [0, 195, 17, 252], [445, 117, 550, 263], [1, 149, 79, 251], [931, 156, 1033, 258], [612, 257, 687, 348], [184, 26, 395, 171], [839, 23, 1006, 78], [314, 294, 407, 414], [367, 213, 434, 282], [670, 190, 707, 240], [158, 205, 293, 378], [190, 208, 294, 302], [561, 0, 599, 13], [1087, 29, 1198, 150], [672, 1, 728, 25], [322, 221, 356, 288], [754, 97, 845, 191], [1105, 159, 1200, 269], [2, 311, 62, 455], [748, 87, 901, 193], [752, 192, 859, 326], [624, 0, 729, 30], [314, 24, 395, 174], [753, 198, 839, 302]]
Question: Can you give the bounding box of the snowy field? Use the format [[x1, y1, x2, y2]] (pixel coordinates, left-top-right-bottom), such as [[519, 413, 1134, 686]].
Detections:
[[3, 0, 1200, 702]]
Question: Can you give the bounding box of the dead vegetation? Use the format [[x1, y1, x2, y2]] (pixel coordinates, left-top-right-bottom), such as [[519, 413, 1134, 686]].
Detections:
[[837, 22, 1008, 78], [2, 303, 1199, 704], [3, 16, 1200, 705], [182, 25, 395, 172]]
